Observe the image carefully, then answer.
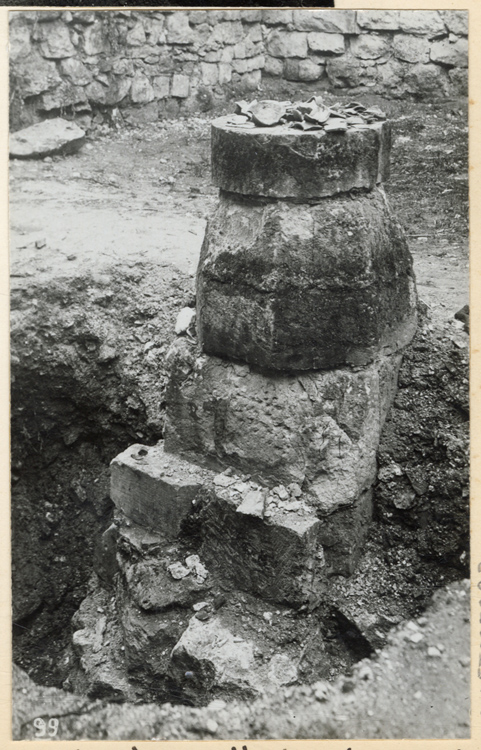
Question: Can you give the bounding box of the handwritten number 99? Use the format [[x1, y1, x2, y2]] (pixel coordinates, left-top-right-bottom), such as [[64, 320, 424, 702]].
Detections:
[[33, 717, 59, 737]]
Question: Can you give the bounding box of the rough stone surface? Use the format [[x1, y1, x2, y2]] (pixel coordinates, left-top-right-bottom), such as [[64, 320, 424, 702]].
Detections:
[[36, 19, 76, 58], [351, 34, 391, 60], [266, 30, 308, 59], [171, 73, 189, 98], [118, 556, 210, 612], [430, 38, 468, 68], [292, 10, 358, 34], [153, 75, 170, 99], [84, 77, 131, 105], [404, 62, 449, 97], [357, 10, 401, 31], [169, 614, 299, 701], [115, 519, 212, 608], [211, 117, 391, 199], [39, 81, 87, 111], [392, 33, 430, 65], [284, 59, 323, 82], [199, 486, 325, 605], [110, 441, 210, 535], [263, 9, 293, 25], [82, 23, 107, 55], [448, 67, 468, 97], [263, 55, 284, 77], [307, 32, 344, 55], [164, 336, 402, 514], [59, 57, 93, 85], [326, 55, 361, 88], [165, 12, 194, 44], [93, 523, 119, 585], [70, 581, 138, 701], [9, 18, 37, 62], [377, 60, 407, 96], [441, 10, 468, 37], [131, 71, 155, 103], [196, 189, 416, 370], [10, 117, 85, 158], [397, 11, 445, 37], [11, 50, 63, 97], [118, 591, 190, 680]]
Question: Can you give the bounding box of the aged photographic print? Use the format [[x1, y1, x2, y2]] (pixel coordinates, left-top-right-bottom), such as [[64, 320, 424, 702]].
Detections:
[[8, 6, 470, 742]]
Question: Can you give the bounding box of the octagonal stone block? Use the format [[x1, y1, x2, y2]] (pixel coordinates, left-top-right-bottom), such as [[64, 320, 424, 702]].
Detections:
[[196, 188, 417, 371], [211, 116, 391, 199]]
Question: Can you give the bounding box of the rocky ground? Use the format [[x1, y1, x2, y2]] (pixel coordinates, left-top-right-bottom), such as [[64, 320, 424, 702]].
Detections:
[[13, 579, 470, 740], [10, 93, 469, 738]]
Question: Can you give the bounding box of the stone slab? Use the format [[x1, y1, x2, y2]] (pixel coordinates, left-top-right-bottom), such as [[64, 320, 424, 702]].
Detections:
[[211, 116, 391, 199], [10, 117, 85, 159], [197, 189, 417, 370], [165, 336, 402, 514], [110, 441, 211, 535]]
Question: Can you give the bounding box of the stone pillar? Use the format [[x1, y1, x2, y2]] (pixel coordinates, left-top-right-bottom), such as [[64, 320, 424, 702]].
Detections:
[[197, 118, 416, 371], [166, 113, 416, 537], [75, 103, 417, 704]]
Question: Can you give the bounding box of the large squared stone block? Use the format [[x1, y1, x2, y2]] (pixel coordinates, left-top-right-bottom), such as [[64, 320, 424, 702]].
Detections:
[[110, 442, 211, 535], [165, 337, 402, 514], [197, 189, 417, 371], [211, 116, 391, 199], [199, 483, 325, 605]]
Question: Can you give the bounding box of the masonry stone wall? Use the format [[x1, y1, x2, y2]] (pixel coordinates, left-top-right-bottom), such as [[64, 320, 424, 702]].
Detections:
[[9, 9, 468, 131]]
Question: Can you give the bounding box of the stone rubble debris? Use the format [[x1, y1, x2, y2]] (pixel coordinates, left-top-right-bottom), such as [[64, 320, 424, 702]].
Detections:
[[175, 306, 196, 336], [229, 96, 387, 132]]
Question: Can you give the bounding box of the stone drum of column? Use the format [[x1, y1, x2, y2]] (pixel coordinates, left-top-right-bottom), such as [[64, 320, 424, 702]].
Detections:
[[197, 116, 417, 371]]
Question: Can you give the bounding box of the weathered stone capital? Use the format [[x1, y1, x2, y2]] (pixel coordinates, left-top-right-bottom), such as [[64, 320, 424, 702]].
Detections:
[[211, 115, 391, 199]]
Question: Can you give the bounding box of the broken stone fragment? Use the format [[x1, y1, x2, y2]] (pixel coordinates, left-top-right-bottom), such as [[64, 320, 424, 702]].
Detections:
[[249, 99, 287, 127], [165, 337, 402, 516], [168, 561, 190, 579], [175, 306, 196, 336], [324, 118, 348, 132], [93, 522, 118, 586], [169, 613, 299, 703], [117, 591, 189, 682], [236, 488, 267, 518], [119, 558, 209, 612], [110, 441, 211, 535], [10, 118, 85, 159], [197, 189, 417, 370], [70, 582, 138, 701], [211, 116, 391, 198]]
